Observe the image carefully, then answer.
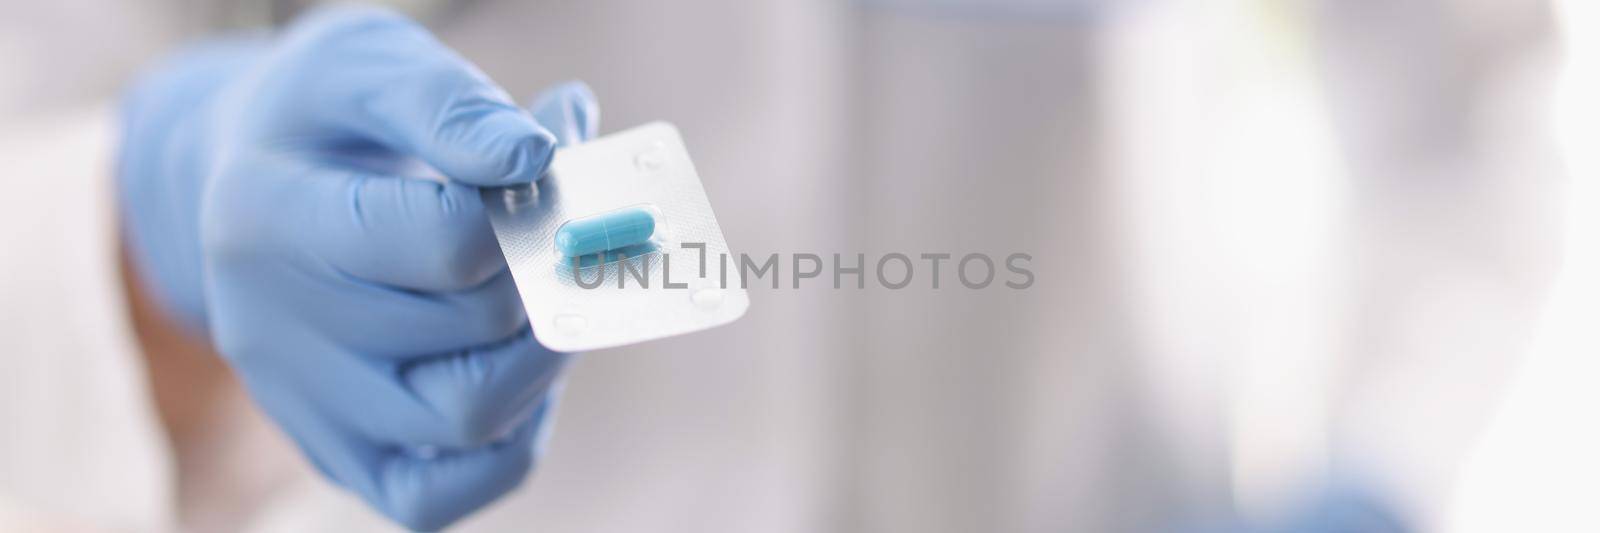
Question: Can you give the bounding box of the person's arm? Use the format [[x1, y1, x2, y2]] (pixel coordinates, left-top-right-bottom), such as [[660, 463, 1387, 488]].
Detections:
[[117, 6, 598, 529]]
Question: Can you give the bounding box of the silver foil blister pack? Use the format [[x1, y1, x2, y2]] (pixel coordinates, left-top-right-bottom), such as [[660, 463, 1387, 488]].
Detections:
[[483, 122, 749, 352]]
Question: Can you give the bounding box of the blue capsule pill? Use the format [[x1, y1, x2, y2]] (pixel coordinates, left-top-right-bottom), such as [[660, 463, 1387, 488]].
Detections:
[[555, 207, 657, 257]]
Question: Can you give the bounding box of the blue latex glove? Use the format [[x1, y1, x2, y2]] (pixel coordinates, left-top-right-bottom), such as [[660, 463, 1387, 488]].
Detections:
[[118, 6, 599, 530]]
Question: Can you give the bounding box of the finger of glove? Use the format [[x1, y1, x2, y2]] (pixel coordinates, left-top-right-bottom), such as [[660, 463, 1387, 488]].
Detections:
[[528, 80, 600, 147], [374, 420, 538, 532], [401, 327, 570, 449], [289, 406, 538, 532], [297, 268, 527, 357], [205, 156, 525, 355], [278, 5, 555, 186], [301, 167, 507, 292], [524, 382, 566, 460], [233, 334, 559, 454]]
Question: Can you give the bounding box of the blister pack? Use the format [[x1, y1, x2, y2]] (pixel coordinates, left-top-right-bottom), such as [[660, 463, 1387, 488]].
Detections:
[[483, 122, 749, 352]]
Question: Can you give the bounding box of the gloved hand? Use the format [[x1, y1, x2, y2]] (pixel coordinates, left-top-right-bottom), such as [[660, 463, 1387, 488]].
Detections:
[[117, 6, 599, 530]]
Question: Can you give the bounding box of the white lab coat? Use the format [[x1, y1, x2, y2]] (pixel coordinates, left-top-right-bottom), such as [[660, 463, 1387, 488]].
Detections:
[[0, 0, 1576, 532], [0, 110, 176, 531]]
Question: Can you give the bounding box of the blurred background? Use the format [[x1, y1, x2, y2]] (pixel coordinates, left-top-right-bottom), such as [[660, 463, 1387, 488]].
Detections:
[[1, 0, 1597, 531]]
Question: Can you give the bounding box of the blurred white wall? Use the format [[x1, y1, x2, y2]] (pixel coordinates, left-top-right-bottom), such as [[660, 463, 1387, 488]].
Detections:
[[1450, 0, 1600, 530], [0, 1, 185, 118]]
